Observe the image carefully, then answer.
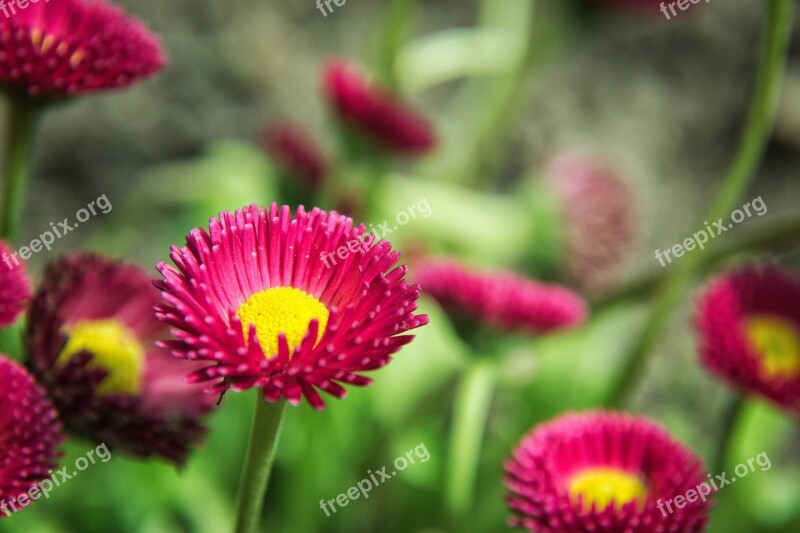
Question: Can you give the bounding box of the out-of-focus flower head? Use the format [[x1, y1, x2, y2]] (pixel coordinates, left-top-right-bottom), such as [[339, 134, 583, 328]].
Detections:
[[505, 411, 712, 533], [542, 150, 638, 293], [0, 354, 64, 515], [322, 58, 437, 155], [0, 0, 165, 99], [415, 258, 588, 336], [0, 239, 31, 327], [26, 254, 214, 465], [155, 204, 429, 410], [696, 265, 800, 414], [262, 120, 330, 190]]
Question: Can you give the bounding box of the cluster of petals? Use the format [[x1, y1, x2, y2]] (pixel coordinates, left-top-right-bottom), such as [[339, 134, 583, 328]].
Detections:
[[0, 239, 31, 327], [322, 59, 436, 154], [505, 411, 711, 533], [543, 151, 637, 292], [696, 265, 800, 414], [262, 121, 330, 189], [155, 204, 428, 410], [26, 254, 213, 464], [0, 355, 64, 515], [0, 0, 165, 98], [415, 258, 588, 335]]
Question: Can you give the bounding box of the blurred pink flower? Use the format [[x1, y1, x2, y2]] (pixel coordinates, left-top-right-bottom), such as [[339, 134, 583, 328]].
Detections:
[[0, 0, 165, 98], [696, 265, 800, 414], [0, 239, 31, 327], [506, 411, 712, 533], [26, 254, 213, 465], [322, 58, 436, 155], [415, 258, 588, 335]]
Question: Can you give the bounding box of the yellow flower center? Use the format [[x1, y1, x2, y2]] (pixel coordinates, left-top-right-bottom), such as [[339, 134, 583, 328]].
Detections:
[[568, 467, 647, 512], [236, 287, 329, 358], [745, 314, 800, 380], [58, 319, 144, 395]]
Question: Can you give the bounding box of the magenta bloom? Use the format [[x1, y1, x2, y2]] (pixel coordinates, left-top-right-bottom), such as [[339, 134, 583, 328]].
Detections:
[[155, 204, 428, 410], [262, 121, 330, 188], [415, 258, 587, 335], [0, 0, 165, 98], [696, 266, 800, 413], [544, 151, 637, 292], [0, 239, 31, 327], [322, 59, 437, 154], [0, 354, 63, 516], [505, 411, 711, 533], [26, 254, 213, 465]]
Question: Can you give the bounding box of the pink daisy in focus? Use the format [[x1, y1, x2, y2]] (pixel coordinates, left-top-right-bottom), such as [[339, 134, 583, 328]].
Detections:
[[0, 0, 165, 98], [696, 265, 800, 414], [154, 204, 428, 410], [26, 254, 214, 465], [322, 58, 437, 155], [0, 239, 31, 327], [415, 258, 587, 336], [543, 151, 638, 293], [0, 354, 63, 517], [505, 411, 712, 533]]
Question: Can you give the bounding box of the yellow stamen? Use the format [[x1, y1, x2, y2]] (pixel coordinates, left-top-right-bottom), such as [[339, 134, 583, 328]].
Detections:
[[236, 287, 329, 358], [58, 319, 144, 395], [745, 314, 800, 380], [30, 29, 41, 49], [69, 50, 85, 68], [568, 467, 647, 512], [40, 34, 55, 55]]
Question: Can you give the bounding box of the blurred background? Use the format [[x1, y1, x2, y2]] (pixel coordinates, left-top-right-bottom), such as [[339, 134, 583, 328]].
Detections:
[[2, 0, 800, 531]]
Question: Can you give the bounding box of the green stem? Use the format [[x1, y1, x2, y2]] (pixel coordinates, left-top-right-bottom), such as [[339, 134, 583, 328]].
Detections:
[[1, 98, 41, 243], [233, 397, 287, 533], [712, 393, 746, 475], [375, 0, 419, 86], [445, 359, 498, 529], [605, 0, 794, 408]]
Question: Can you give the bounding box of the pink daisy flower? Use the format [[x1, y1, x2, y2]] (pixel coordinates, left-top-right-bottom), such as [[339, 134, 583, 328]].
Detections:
[[26, 254, 214, 465], [696, 265, 800, 414], [0, 239, 31, 327], [0, 0, 165, 98], [322, 58, 437, 155], [415, 258, 587, 335], [0, 354, 63, 517], [505, 411, 712, 533], [543, 151, 638, 293], [154, 204, 428, 410]]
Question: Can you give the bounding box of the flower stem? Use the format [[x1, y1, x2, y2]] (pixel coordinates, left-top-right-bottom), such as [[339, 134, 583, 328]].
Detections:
[[375, 0, 418, 86], [605, 0, 794, 408], [445, 358, 498, 528], [712, 393, 746, 476], [1, 98, 42, 243], [233, 397, 287, 533]]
